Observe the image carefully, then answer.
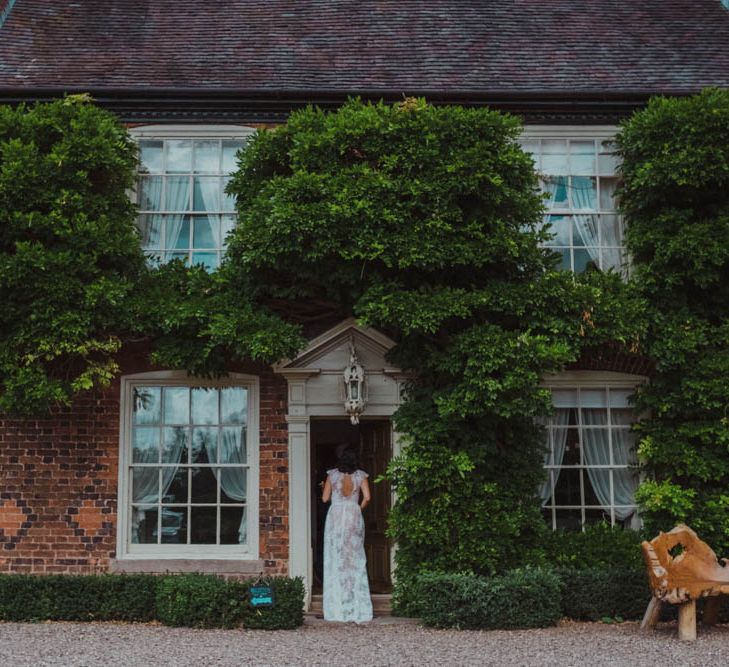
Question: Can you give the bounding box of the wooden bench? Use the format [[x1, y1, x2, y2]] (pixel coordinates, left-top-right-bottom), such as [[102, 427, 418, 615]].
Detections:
[[641, 524, 729, 640]]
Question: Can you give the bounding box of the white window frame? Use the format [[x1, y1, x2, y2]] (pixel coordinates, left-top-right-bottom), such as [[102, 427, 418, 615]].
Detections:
[[520, 125, 627, 275], [116, 370, 260, 560], [540, 370, 646, 531], [129, 124, 256, 269]]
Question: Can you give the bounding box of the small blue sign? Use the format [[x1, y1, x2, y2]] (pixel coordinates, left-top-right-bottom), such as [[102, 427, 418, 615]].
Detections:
[[249, 585, 274, 607]]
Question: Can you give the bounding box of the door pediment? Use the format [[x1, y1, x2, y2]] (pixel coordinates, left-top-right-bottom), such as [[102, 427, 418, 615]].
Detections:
[[274, 318, 398, 374]]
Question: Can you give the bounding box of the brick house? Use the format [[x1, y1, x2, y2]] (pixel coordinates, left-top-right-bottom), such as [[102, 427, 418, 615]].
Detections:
[[0, 0, 728, 603]]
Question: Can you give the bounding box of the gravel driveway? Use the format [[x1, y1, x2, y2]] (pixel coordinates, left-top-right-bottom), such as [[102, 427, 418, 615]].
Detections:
[[2, 618, 729, 666]]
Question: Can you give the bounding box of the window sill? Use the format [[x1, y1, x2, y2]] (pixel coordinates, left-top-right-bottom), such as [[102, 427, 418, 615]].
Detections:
[[110, 558, 265, 575]]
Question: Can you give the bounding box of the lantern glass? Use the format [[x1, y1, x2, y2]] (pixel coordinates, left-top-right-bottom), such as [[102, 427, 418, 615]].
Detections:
[[349, 379, 359, 400]]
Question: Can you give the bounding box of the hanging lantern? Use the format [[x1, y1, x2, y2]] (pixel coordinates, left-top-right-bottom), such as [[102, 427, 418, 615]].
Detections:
[[343, 338, 367, 424]]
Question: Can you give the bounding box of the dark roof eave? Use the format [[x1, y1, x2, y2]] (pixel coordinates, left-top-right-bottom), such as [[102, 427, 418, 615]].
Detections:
[[0, 86, 687, 122]]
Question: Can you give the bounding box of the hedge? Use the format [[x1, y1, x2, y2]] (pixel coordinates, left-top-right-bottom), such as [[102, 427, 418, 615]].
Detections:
[[557, 567, 650, 621], [155, 574, 305, 629], [0, 574, 304, 629], [0, 574, 159, 622], [394, 565, 651, 628], [412, 568, 562, 630]]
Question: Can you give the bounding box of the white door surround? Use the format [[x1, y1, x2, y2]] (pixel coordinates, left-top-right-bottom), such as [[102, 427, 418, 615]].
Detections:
[[273, 318, 406, 602]]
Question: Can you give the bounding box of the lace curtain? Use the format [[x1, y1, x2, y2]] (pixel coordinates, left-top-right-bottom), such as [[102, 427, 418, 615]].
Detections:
[[131, 429, 186, 542], [543, 176, 622, 272], [538, 409, 570, 503], [581, 408, 640, 527], [165, 176, 190, 252], [204, 428, 248, 544]]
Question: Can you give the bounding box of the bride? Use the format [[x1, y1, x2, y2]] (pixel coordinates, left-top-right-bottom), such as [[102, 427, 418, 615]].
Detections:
[[321, 447, 373, 623]]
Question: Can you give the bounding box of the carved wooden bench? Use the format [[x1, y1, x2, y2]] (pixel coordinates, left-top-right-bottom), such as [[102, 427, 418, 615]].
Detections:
[[641, 524, 729, 640]]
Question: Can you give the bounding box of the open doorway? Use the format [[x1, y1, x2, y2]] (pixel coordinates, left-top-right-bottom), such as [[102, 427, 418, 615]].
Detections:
[[310, 418, 392, 594]]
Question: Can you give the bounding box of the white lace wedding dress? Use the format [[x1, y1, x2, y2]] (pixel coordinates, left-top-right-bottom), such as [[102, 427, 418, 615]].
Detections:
[[323, 468, 373, 623]]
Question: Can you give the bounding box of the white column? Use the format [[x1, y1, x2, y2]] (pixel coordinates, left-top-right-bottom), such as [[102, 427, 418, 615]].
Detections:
[[287, 415, 311, 602]]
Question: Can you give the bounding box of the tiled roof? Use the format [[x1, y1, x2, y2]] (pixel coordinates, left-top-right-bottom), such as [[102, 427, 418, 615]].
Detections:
[[0, 0, 728, 96]]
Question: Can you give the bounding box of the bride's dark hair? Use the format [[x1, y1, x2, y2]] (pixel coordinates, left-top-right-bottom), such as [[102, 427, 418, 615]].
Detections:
[[336, 447, 359, 474]]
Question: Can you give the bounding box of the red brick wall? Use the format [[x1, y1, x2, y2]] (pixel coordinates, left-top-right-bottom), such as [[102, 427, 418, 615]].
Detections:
[[0, 346, 289, 575]]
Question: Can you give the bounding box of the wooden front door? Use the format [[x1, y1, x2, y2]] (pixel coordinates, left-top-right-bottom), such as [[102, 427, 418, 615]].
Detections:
[[359, 421, 392, 593]]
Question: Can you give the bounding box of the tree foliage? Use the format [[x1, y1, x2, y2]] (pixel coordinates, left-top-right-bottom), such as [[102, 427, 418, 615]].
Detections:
[[617, 88, 729, 550], [0, 96, 146, 414], [226, 98, 643, 575]]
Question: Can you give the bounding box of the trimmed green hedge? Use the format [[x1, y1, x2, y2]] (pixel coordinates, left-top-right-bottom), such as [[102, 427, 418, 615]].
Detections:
[[0, 574, 159, 622], [557, 567, 650, 621], [394, 564, 650, 628], [155, 574, 305, 629], [413, 568, 562, 630], [0, 573, 304, 629]]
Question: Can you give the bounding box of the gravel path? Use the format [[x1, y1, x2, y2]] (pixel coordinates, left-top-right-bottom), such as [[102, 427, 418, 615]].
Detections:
[[1, 619, 729, 666]]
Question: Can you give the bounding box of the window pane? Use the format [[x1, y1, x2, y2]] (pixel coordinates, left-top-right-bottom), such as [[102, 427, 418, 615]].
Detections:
[[132, 467, 160, 503], [601, 214, 621, 247], [541, 140, 568, 175], [601, 247, 623, 272], [585, 468, 612, 504], [611, 409, 634, 427], [192, 388, 219, 425], [552, 389, 577, 408], [600, 178, 618, 210], [160, 508, 186, 544], [193, 216, 220, 248], [193, 140, 220, 173], [570, 141, 596, 175], [166, 216, 190, 250], [190, 507, 217, 544], [139, 140, 164, 173], [581, 389, 608, 409], [131, 506, 158, 544], [163, 469, 188, 505], [191, 466, 218, 503], [544, 176, 568, 208], [556, 249, 572, 271], [598, 151, 619, 176], [138, 215, 163, 251], [220, 427, 247, 465], [222, 140, 245, 173], [221, 215, 236, 240], [165, 177, 191, 211], [163, 426, 188, 465], [220, 506, 246, 544], [191, 252, 219, 270], [193, 177, 221, 211], [570, 176, 597, 209], [573, 248, 595, 273], [221, 176, 237, 211], [192, 427, 216, 463], [221, 387, 247, 424], [220, 468, 247, 503], [133, 387, 161, 425], [138, 176, 163, 211], [554, 467, 581, 506], [164, 387, 190, 424], [133, 427, 159, 463], [555, 508, 582, 531], [609, 389, 634, 409], [545, 215, 570, 246], [166, 140, 192, 173]]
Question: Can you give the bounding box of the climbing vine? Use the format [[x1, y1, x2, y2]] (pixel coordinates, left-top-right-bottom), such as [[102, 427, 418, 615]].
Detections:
[[617, 88, 729, 552]]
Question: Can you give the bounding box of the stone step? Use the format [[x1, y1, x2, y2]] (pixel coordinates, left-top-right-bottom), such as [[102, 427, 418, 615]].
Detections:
[[309, 593, 392, 616]]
